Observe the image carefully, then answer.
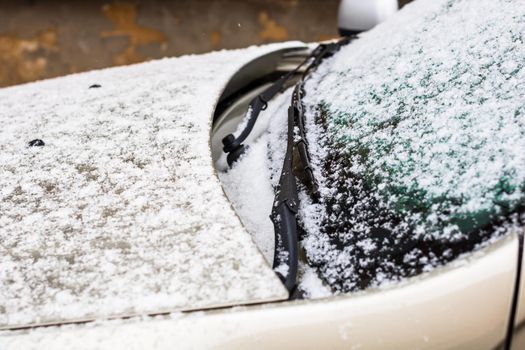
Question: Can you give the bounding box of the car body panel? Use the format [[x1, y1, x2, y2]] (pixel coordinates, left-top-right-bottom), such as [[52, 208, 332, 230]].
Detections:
[[0, 0, 523, 344], [0, 234, 518, 349], [510, 235, 525, 349], [0, 43, 302, 329]]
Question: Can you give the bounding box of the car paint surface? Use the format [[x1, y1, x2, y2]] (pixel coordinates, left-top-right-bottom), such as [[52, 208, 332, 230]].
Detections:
[[1, 0, 523, 343], [1, 234, 519, 349]]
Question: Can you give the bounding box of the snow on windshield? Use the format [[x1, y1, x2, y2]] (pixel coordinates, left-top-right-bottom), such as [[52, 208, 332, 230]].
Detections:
[[301, 0, 525, 292], [221, 0, 525, 296]]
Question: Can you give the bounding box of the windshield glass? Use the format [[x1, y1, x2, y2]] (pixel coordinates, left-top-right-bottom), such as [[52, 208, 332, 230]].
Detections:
[[299, 0, 525, 292]]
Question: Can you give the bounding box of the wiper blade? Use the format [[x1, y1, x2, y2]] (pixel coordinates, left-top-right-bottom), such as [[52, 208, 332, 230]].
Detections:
[[271, 40, 353, 293], [271, 88, 300, 291], [223, 37, 354, 293]]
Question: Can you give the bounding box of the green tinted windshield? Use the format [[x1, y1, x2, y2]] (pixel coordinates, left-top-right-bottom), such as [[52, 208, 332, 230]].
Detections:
[[300, 0, 525, 292]]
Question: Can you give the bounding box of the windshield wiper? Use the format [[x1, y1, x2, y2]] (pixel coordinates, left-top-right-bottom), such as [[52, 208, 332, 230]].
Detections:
[[270, 84, 302, 292], [223, 37, 353, 293], [222, 38, 351, 167]]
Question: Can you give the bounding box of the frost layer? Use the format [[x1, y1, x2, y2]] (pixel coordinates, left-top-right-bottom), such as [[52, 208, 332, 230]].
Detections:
[[302, 0, 525, 292]]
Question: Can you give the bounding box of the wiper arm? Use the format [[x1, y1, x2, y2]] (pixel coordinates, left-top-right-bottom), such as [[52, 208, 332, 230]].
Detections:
[[271, 39, 353, 293], [221, 51, 313, 166], [222, 39, 352, 167], [223, 37, 354, 293], [271, 87, 301, 291]]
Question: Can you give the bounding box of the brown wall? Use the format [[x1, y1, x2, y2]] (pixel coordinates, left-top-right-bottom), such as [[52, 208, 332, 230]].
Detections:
[[0, 0, 412, 87]]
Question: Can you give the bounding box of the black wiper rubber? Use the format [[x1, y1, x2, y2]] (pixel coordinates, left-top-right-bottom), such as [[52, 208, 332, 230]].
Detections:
[[222, 38, 353, 167], [223, 37, 354, 293], [271, 88, 301, 292], [222, 61, 307, 167]]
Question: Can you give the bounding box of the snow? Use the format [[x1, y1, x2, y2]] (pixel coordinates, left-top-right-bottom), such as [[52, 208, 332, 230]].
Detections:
[[297, 263, 332, 299], [301, 0, 525, 292], [219, 78, 335, 297], [220, 0, 525, 295], [0, 0, 521, 345], [274, 264, 289, 277], [0, 43, 304, 328], [217, 88, 292, 262]]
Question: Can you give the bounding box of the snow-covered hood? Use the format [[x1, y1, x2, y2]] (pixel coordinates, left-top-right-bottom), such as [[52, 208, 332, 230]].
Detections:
[[0, 43, 303, 329]]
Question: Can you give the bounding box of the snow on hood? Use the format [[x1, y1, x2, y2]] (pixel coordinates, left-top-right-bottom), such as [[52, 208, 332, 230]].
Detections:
[[0, 43, 303, 328]]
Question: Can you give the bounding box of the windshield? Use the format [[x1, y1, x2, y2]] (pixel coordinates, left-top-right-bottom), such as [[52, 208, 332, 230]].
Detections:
[[299, 0, 525, 292], [218, 0, 525, 296]]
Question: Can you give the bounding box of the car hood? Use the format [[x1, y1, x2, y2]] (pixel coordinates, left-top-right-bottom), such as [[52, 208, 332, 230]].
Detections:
[[0, 43, 303, 329]]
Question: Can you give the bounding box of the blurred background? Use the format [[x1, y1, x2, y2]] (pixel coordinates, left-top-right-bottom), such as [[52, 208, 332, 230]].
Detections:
[[0, 0, 412, 87]]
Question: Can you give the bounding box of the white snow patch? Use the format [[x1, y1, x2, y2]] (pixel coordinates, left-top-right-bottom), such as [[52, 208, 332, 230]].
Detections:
[[0, 42, 301, 328]]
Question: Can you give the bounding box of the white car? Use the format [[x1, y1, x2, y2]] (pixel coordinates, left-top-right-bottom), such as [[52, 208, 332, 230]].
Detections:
[[1, 0, 524, 349]]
